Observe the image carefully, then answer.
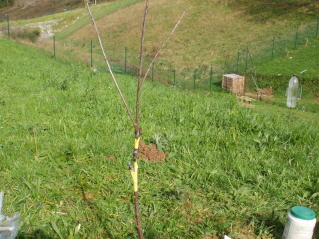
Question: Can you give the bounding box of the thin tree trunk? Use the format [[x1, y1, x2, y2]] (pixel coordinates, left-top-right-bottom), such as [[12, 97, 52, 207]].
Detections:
[[85, 1, 185, 238]]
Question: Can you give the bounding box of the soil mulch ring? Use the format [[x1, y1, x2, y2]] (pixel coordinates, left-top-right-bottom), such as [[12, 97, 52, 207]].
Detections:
[[138, 141, 167, 162]]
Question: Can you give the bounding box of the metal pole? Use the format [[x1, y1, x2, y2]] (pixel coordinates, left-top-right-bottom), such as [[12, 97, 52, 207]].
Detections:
[[210, 66, 213, 91], [90, 40, 93, 68], [0, 15, 9, 38], [236, 51, 240, 74], [294, 27, 298, 50], [6, 14, 9, 39], [245, 47, 249, 71], [151, 62, 154, 82], [173, 69, 176, 86], [248, 50, 254, 68], [124, 47, 127, 74], [271, 37, 275, 60], [316, 17, 319, 39], [53, 35, 56, 59], [193, 68, 196, 90]]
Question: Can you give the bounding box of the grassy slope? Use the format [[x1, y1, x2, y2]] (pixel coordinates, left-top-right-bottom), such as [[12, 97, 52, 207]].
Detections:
[[3, 0, 319, 93], [253, 38, 319, 80], [55, 0, 144, 40], [0, 0, 113, 20], [1, 39, 319, 238], [228, 0, 319, 22], [2, 0, 319, 71], [67, 0, 319, 70]]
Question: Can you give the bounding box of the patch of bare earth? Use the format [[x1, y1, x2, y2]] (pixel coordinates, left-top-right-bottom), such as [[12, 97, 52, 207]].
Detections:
[[138, 141, 167, 162]]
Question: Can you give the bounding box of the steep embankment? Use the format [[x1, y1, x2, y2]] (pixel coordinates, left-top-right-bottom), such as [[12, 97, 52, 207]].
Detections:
[[0, 0, 117, 20], [2, 0, 318, 70], [67, 0, 319, 69]]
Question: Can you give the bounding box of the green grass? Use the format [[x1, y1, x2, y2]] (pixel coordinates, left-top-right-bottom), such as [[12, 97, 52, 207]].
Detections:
[[3, 0, 144, 43], [241, 37, 319, 110], [2, 0, 319, 74], [3, 0, 318, 99], [252, 38, 319, 79], [55, 0, 144, 40], [1, 39, 319, 238], [65, 0, 319, 70], [13, 0, 316, 100], [8, 7, 88, 26], [228, 0, 319, 22]]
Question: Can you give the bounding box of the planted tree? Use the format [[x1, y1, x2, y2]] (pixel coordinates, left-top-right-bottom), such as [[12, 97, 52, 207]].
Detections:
[[85, 1, 185, 237]]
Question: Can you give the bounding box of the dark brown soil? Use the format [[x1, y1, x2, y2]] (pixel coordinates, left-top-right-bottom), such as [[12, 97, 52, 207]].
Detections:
[[138, 141, 167, 162]]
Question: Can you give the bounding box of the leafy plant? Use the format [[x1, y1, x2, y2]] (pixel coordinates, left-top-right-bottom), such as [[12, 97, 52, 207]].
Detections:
[[10, 27, 41, 42]]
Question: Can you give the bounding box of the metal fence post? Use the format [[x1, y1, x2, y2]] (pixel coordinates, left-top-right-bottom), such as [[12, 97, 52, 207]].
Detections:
[[6, 14, 9, 39], [294, 27, 298, 50], [271, 37, 275, 60], [124, 47, 127, 74], [248, 49, 254, 69], [90, 40, 93, 67], [316, 17, 319, 39], [236, 51, 240, 74], [210, 66, 213, 91], [245, 47, 249, 71], [193, 68, 196, 89], [53, 35, 56, 59], [151, 62, 154, 82], [0, 14, 9, 38]]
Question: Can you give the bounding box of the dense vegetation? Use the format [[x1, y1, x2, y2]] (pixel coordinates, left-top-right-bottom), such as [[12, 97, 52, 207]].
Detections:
[[0, 0, 14, 8]]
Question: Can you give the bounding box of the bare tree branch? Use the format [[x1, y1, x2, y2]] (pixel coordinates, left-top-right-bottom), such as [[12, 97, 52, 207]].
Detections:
[[138, 0, 149, 81], [141, 10, 186, 87], [135, 0, 149, 130], [85, 0, 136, 127], [86, 2, 185, 238]]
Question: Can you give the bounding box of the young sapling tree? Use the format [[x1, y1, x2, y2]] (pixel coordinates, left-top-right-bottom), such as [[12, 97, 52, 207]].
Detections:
[[85, 1, 185, 237]]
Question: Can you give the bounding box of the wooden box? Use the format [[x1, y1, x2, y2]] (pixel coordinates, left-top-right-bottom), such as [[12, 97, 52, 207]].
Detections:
[[222, 74, 245, 94]]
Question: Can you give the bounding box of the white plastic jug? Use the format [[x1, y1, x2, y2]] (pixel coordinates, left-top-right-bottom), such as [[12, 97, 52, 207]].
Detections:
[[282, 206, 316, 239]]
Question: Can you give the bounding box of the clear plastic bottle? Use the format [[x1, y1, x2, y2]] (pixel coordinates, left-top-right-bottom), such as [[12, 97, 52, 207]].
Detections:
[[286, 75, 299, 108]]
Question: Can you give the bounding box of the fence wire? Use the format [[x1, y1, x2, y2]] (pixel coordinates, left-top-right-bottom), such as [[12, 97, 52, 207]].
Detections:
[[3, 17, 319, 94]]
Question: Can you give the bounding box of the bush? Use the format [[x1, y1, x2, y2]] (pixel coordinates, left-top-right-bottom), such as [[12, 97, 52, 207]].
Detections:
[[11, 27, 41, 42]]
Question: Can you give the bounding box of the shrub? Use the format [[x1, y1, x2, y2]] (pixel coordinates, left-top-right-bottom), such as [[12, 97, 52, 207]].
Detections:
[[11, 27, 41, 43]]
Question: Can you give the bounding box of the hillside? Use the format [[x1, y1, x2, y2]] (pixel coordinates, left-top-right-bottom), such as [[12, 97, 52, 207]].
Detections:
[[1, 1, 319, 238], [1, 0, 319, 71], [67, 0, 319, 69], [1, 38, 319, 239], [0, 0, 114, 19], [1, 0, 319, 104]]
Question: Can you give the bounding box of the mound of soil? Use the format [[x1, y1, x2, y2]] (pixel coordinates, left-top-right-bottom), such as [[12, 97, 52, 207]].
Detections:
[[138, 141, 167, 162], [257, 87, 274, 96]]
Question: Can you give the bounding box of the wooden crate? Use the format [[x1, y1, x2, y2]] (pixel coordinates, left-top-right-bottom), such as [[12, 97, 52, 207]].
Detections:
[[222, 74, 245, 94]]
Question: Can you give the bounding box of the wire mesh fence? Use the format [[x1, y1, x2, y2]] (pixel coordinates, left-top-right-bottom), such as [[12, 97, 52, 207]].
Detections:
[[2, 16, 319, 94], [0, 14, 9, 38], [235, 18, 319, 74]]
